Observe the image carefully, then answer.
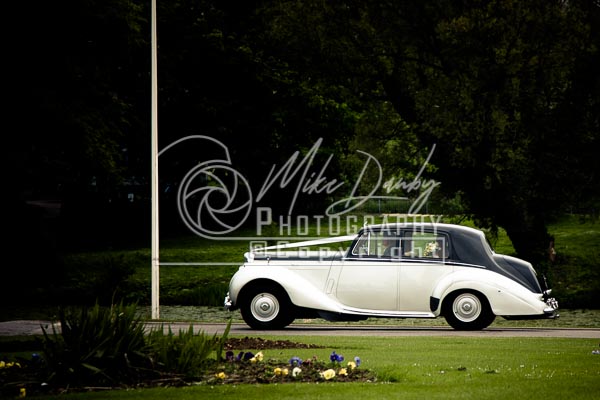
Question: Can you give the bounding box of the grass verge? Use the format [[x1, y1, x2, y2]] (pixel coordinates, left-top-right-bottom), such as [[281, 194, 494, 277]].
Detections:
[[134, 306, 600, 328]]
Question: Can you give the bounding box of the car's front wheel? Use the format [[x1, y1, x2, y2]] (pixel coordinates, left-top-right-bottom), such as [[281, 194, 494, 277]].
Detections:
[[443, 291, 495, 330], [240, 284, 295, 329]]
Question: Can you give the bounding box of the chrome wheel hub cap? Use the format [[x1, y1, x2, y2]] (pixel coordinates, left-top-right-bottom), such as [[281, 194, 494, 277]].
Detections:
[[250, 293, 280, 322], [453, 293, 482, 322]]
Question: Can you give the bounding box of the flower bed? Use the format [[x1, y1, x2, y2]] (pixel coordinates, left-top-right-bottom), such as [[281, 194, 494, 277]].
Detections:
[[0, 337, 376, 397], [207, 345, 375, 384]]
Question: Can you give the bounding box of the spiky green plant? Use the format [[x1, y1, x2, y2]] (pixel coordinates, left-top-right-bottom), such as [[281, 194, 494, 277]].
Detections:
[[146, 319, 231, 378], [42, 302, 150, 385]]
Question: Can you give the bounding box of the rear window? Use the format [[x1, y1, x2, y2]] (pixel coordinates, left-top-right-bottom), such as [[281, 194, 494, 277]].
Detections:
[[401, 231, 449, 260]]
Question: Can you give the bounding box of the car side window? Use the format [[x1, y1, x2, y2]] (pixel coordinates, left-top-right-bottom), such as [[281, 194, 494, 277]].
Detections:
[[351, 231, 400, 258], [402, 231, 448, 260], [351, 232, 370, 256]]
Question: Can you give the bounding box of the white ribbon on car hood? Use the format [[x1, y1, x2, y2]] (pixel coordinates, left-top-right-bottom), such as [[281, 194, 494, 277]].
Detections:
[[244, 235, 356, 262]]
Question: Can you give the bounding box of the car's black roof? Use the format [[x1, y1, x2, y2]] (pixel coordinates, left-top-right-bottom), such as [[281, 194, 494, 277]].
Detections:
[[357, 222, 492, 264], [357, 223, 542, 293]]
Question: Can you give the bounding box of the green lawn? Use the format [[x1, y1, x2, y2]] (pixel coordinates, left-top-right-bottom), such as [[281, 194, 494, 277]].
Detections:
[[36, 336, 600, 399]]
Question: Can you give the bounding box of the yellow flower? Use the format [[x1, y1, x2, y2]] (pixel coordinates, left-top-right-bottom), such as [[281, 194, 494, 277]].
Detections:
[[274, 367, 282, 375], [250, 351, 264, 363], [282, 368, 289, 376], [339, 368, 348, 376], [0, 361, 5, 369], [19, 388, 26, 398], [321, 369, 336, 380], [292, 367, 302, 377], [214, 372, 227, 379], [347, 361, 356, 370]]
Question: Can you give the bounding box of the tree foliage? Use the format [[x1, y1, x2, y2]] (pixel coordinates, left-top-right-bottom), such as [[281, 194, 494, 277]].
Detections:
[[259, 0, 599, 262], [10, 0, 600, 266]]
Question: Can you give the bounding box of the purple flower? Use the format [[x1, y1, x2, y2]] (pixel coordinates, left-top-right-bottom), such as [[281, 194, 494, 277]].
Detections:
[[226, 351, 234, 361], [289, 356, 303, 367], [243, 352, 255, 361], [354, 356, 361, 367], [330, 351, 344, 363]]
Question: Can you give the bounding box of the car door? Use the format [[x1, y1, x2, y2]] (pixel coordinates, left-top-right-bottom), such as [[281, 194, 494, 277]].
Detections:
[[398, 230, 454, 313], [332, 229, 400, 311]]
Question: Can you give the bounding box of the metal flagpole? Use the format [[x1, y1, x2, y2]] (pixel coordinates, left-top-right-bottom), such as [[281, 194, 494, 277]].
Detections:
[[151, 0, 160, 319]]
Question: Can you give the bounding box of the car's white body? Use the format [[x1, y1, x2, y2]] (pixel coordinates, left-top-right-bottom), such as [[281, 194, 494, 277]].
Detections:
[[225, 223, 559, 330]]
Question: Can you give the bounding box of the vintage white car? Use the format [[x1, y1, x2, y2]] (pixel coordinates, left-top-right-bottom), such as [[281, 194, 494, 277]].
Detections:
[[224, 223, 559, 330]]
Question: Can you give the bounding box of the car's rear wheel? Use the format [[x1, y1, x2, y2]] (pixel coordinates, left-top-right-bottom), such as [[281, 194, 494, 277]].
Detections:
[[240, 284, 295, 329], [443, 291, 495, 330]]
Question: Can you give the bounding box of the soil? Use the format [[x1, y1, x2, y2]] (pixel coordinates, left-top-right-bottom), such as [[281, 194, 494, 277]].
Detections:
[[224, 336, 324, 350]]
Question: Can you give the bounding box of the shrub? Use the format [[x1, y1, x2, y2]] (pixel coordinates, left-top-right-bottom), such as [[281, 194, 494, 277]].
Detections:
[[41, 302, 151, 386], [146, 320, 231, 378], [65, 255, 136, 304], [161, 283, 230, 306]]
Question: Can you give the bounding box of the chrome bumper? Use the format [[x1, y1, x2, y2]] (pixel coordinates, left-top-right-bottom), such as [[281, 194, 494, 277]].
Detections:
[[224, 293, 233, 311], [545, 296, 559, 310], [544, 297, 559, 319]]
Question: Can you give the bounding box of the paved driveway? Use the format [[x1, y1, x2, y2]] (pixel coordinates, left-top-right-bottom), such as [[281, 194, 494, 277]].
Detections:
[[4, 320, 598, 339]]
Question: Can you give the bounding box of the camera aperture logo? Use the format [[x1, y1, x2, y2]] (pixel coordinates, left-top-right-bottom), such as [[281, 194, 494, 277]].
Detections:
[[159, 135, 440, 241]]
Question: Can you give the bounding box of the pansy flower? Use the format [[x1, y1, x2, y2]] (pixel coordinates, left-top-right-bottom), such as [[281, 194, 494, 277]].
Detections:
[[215, 372, 227, 379], [321, 369, 336, 380], [250, 351, 264, 363], [0, 362, 20, 369], [289, 356, 303, 367], [330, 351, 344, 363]]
